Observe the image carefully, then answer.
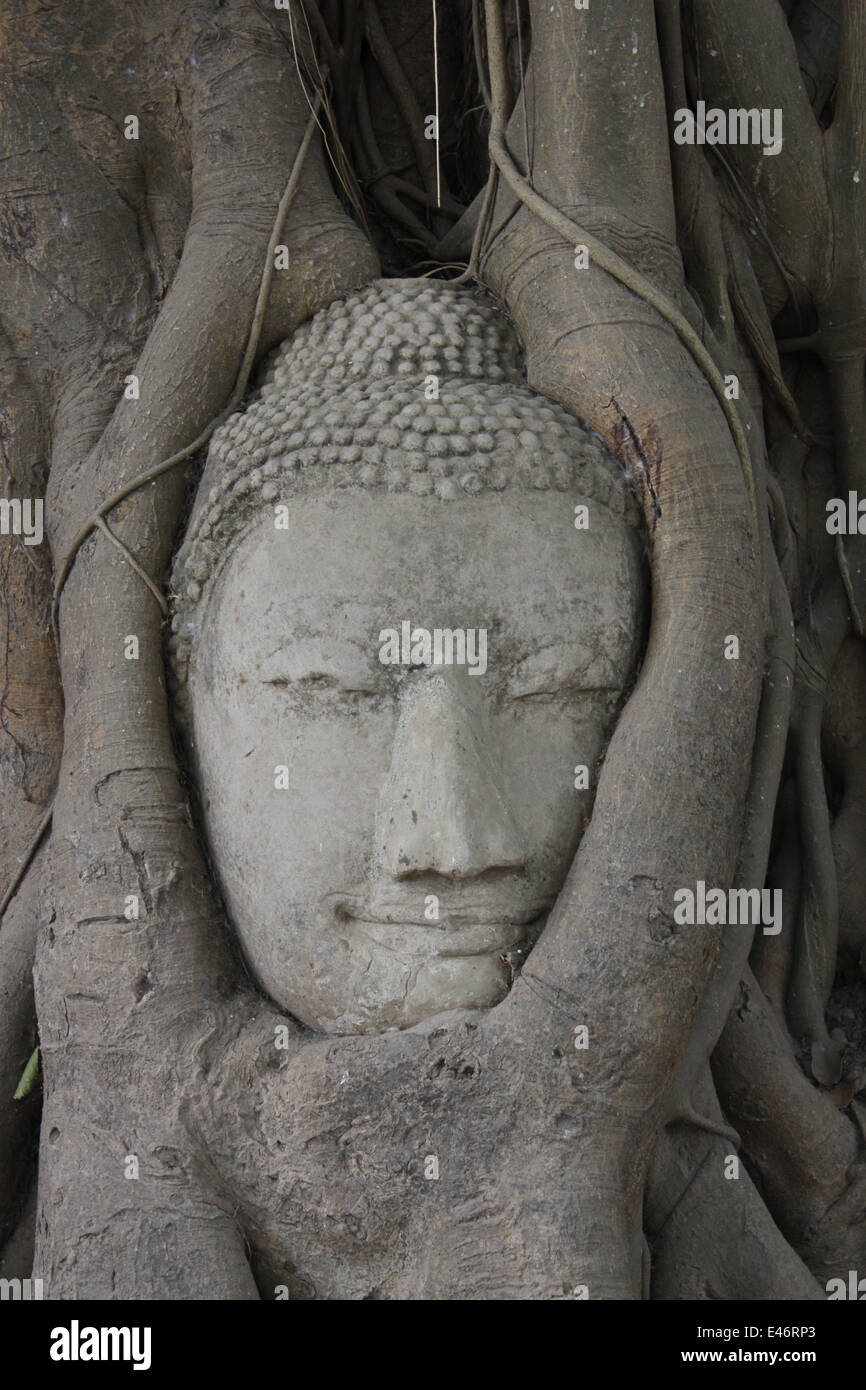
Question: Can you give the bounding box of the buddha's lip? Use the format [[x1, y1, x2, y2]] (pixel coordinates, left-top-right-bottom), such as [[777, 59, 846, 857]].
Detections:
[[326, 894, 553, 959], [327, 894, 553, 929], [348, 917, 529, 958]]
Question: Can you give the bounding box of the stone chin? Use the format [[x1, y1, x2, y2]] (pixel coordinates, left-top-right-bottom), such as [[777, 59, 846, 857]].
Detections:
[[282, 900, 552, 1034], [286, 934, 516, 1035], [349, 949, 514, 1034]]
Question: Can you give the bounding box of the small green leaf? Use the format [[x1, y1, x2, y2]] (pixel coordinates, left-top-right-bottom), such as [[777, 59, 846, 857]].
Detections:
[[13, 1047, 40, 1100]]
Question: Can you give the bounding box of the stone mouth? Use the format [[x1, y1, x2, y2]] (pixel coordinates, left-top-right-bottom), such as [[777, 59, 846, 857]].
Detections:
[[327, 894, 554, 959], [351, 918, 526, 958]]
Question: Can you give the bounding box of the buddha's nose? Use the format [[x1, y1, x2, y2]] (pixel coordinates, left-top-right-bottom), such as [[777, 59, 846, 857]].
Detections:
[[377, 665, 525, 880]]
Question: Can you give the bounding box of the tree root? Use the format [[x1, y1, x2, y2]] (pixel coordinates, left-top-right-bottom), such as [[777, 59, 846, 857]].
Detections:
[[50, 88, 326, 634], [481, 0, 759, 538], [0, 91, 326, 939]]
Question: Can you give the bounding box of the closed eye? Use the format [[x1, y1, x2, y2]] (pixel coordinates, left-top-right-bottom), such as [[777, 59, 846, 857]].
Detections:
[[511, 686, 560, 703], [258, 640, 380, 695], [508, 647, 571, 701], [263, 671, 380, 696], [507, 645, 620, 702], [266, 672, 339, 688]]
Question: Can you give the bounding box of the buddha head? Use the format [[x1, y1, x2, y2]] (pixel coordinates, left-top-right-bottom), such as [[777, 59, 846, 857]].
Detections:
[[169, 279, 645, 1035]]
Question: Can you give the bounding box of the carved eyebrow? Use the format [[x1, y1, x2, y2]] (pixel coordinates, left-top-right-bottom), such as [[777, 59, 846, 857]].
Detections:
[[257, 638, 380, 689]]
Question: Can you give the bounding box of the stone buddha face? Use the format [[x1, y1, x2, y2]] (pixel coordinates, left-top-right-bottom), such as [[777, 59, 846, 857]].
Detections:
[[171, 281, 645, 1034]]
